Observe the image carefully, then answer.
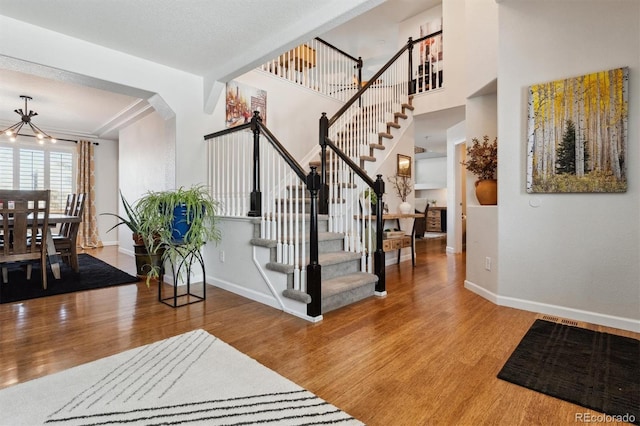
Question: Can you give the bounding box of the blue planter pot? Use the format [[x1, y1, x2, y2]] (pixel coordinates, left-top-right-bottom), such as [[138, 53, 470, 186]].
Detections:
[[171, 204, 192, 243]]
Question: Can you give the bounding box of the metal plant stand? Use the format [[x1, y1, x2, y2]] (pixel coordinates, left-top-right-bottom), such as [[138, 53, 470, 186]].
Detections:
[[158, 244, 206, 308]]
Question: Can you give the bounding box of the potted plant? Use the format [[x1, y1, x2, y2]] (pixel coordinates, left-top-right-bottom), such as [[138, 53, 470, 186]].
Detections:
[[135, 185, 221, 284], [461, 135, 498, 205], [101, 190, 164, 280], [363, 187, 378, 211]]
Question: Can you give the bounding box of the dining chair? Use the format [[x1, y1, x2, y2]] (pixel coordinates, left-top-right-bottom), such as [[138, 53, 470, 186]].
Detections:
[[0, 190, 51, 289], [398, 204, 429, 267], [57, 193, 76, 238], [53, 193, 85, 272]]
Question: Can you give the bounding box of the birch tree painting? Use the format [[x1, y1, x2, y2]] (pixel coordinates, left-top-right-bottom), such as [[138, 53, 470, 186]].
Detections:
[[526, 67, 628, 193]]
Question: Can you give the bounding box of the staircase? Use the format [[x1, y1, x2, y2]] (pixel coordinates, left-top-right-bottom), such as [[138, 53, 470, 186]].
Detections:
[[206, 32, 439, 319], [250, 96, 414, 314], [250, 213, 378, 313]]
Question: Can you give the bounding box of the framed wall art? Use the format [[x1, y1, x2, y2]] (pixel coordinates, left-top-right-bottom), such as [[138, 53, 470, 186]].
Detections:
[[526, 67, 628, 193], [397, 154, 412, 178], [225, 81, 267, 128]]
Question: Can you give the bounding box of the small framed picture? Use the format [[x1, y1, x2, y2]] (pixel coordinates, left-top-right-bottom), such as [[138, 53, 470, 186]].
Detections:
[[397, 154, 411, 177]]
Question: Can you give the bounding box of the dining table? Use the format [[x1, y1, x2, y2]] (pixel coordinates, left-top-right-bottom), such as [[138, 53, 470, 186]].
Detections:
[[0, 213, 82, 279]]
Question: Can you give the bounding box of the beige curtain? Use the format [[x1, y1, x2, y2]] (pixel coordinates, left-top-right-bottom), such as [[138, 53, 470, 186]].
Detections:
[[77, 140, 103, 248]]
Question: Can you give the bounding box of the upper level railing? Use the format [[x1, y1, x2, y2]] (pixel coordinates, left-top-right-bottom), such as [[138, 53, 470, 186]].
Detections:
[[258, 38, 363, 103], [259, 30, 443, 102]]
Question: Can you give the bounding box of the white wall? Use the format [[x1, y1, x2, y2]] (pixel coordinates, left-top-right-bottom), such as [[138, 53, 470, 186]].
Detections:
[[404, 0, 467, 114], [206, 70, 344, 162], [465, 93, 497, 206], [465, 0, 498, 96], [93, 139, 119, 245], [108, 111, 171, 255], [497, 0, 639, 331], [447, 119, 466, 253], [465, 205, 498, 294], [462, 92, 498, 294], [0, 15, 207, 186], [415, 156, 447, 190]]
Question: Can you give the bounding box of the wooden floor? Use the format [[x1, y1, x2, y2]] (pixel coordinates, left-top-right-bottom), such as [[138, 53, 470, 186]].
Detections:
[[1, 239, 637, 425]]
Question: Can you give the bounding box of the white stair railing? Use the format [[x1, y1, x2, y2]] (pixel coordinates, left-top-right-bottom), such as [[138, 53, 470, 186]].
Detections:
[[322, 49, 410, 274], [259, 38, 362, 103], [205, 122, 308, 292]]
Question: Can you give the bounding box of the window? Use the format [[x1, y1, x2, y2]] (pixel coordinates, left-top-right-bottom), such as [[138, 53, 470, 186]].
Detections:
[[0, 142, 75, 213]]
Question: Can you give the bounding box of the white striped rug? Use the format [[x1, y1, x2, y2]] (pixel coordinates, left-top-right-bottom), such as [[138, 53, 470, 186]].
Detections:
[[0, 329, 363, 425]]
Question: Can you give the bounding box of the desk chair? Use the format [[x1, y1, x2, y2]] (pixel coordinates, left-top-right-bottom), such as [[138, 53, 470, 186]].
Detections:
[[53, 193, 85, 272], [0, 190, 51, 289]]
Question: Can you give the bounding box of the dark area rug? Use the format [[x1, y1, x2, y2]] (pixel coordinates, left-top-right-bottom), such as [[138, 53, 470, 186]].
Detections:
[[1, 254, 139, 304], [498, 319, 639, 424]]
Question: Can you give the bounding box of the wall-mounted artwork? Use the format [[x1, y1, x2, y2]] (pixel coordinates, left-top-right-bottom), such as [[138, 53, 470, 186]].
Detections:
[[397, 154, 411, 178], [416, 17, 443, 92], [526, 67, 628, 193], [225, 81, 267, 128]]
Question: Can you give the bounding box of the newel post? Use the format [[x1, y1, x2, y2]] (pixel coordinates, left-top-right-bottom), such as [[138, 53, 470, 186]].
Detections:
[[306, 166, 322, 318], [373, 174, 386, 294], [407, 37, 414, 95], [356, 56, 363, 107], [318, 113, 329, 215], [248, 111, 262, 217]]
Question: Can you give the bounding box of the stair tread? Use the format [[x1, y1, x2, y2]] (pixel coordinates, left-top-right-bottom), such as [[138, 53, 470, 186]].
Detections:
[[360, 155, 376, 162], [253, 231, 346, 249], [257, 213, 329, 222], [378, 132, 393, 139], [370, 143, 385, 150], [394, 112, 408, 120], [265, 250, 361, 273], [387, 121, 401, 129], [322, 272, 378, 298], [402, 103, 415, 111]]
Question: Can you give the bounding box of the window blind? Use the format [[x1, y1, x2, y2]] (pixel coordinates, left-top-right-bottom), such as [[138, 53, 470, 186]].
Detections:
[[0, 147, 12, 189], [49, 151, 73, 212], [0, 145, 75, 213]]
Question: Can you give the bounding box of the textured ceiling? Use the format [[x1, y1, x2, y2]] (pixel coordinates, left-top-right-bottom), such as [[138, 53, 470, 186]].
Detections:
[[0, 0, 381, 78], [0, 0, 456, 147]]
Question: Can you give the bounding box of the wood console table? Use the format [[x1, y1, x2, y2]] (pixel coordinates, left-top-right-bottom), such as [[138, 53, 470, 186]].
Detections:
[[360, 213, 423, 266]]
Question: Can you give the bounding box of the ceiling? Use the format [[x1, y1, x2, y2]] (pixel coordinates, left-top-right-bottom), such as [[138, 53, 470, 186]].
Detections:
[[0, 0, 457, 151]]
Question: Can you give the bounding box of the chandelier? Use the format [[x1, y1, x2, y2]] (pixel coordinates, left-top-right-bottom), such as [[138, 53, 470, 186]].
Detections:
[[2, 95, 57, 143]]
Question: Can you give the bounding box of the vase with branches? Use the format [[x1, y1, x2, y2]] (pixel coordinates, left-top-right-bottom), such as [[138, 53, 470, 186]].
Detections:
[[461, 135, 498, 205], [388, 174, 413, 202], [461, 135, 497, 180], [388, 174, 413, 213]]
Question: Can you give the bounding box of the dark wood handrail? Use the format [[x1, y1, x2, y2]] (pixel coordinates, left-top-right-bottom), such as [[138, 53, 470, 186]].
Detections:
[[324, 138, 375, 188], [413, 29, 442, 45], [204, 122, 251, 140], [315, 37, 360, 63], [203, 115, 306, 182], [256, 121, 307, 182], [327, 29, 443, 127]]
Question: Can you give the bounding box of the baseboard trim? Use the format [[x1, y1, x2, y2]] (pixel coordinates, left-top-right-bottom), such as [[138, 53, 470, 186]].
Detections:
[[464, 280, 640, 333], [209, 276, 281, 311], [117, 247, 134, 257], [210, 276, 323, 323]]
